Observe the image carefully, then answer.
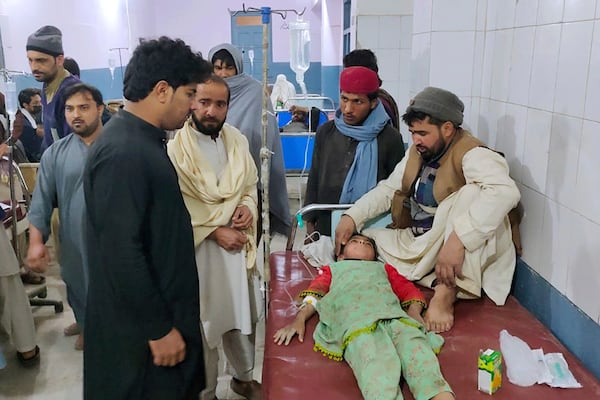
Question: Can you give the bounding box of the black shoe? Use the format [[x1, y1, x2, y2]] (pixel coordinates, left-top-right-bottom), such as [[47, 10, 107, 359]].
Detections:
[[20, 271, 45, 285], [17, 346, 40, 367], [230, 377, 262, 400]]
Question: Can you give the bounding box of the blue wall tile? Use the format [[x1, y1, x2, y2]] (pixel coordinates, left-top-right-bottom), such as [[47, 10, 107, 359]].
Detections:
[[14, 67, 125, 102], [321, 65, 342, 108], [15, 64, 330, 105], [513, 258, 600, 380]]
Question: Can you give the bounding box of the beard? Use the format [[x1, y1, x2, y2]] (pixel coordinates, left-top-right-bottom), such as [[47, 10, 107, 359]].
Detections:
[[417, 132, 447, 162], [31, 69, 58, 84], [71, 118, 100, 138], [192, 113, 225, 137]]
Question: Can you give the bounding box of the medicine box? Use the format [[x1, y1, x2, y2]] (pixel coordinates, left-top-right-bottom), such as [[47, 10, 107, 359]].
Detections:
[[478, 349, 502, 394]]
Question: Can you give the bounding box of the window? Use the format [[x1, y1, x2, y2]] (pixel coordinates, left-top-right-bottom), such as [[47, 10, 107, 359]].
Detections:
[[343, 0, 351, 30], [343, 0, 352, 55]]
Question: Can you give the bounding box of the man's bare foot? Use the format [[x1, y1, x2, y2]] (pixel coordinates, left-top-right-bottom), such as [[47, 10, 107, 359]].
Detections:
[[425, 284, 457, 333], [74, 334, 84, 351], [64, 322, 80, 336]]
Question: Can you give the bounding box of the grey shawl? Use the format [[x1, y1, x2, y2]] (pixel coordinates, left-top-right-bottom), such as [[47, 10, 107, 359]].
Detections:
[[208, 43, 290, 235]]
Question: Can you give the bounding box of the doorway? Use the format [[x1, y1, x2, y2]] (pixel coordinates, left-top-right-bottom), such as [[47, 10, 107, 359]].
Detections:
[[230, 11, 273, 82]]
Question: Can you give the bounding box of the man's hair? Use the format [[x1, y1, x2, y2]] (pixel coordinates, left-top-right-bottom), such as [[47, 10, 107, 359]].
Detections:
[[402, 110, 449, 129], [63, 83, 104, 107], [123, 36, 212, 101], [367, 92, 379, 101], [201, 74, 231, 105], [343, 49, 378, 71], [63, 57, 80, 77], [343, 49, 382, 86], [18, 88, 42, 108], [211, 49, 236, 70]]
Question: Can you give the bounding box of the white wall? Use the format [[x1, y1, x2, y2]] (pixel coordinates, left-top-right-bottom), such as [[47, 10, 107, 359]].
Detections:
[[352, 0, 414, 117], [1, 0, 132, 72], [0, 0, 324, 72], [321, 0, 343, 66], [410, 0, 600, 325]]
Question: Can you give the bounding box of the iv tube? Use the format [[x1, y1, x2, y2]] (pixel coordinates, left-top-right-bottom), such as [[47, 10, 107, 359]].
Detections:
[[289, 16, 310, 95]]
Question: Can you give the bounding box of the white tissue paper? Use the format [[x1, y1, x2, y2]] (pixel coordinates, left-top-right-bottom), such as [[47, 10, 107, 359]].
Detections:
[[499, 329, 582, 389]]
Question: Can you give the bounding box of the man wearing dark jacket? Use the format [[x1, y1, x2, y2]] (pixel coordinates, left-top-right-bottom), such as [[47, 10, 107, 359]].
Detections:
[[304, 67, 405, 236], [343, 49, 401, 130], [13, 88, 43, 162]]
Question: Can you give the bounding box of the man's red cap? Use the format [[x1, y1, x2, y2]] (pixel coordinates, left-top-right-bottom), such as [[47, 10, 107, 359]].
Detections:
[[339, 66, 379, 94]]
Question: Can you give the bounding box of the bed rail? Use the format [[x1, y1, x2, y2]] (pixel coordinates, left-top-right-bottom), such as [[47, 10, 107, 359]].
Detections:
[[286, 203, 352, 251]]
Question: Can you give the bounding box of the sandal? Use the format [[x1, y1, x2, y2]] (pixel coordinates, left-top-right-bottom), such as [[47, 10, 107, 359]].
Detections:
[[20, 271, 45, 285], [17, 346, 40, 367]]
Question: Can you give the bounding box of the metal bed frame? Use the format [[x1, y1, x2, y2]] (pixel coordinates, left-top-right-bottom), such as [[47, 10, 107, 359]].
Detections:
[[2, 142, 63, 313]]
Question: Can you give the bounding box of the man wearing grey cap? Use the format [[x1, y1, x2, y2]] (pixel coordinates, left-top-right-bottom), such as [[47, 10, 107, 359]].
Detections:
[[335, 86, 520, 333], [26, 25, 79, 151]]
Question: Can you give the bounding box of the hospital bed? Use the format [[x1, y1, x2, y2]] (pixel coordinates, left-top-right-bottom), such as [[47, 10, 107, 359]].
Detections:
[[278, 95, 334, 173], [262, 205, 600, 399]]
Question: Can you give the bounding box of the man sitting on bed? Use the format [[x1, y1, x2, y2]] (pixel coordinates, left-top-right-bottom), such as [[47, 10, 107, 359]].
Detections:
[[274, 234, 454, 400], [335, 87, 521, 333]]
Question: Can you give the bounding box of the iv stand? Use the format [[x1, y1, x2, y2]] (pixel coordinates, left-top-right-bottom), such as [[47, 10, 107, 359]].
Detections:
[[229, 4, 305, 314], [1, 68, 28, 255]]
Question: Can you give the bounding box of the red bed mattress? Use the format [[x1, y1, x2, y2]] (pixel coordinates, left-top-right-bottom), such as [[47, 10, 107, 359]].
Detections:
[[263, 251, 600, 399]]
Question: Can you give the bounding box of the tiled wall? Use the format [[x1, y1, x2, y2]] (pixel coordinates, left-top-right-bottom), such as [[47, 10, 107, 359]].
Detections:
[[409, 0, 600, 326], [353, 0, 414, 132]]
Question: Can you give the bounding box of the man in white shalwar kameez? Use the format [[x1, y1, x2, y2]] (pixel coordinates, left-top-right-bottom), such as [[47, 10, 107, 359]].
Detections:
[[168, 75, 262, 400], [0, 178, 39, 366], [336, 87, 521, 334]]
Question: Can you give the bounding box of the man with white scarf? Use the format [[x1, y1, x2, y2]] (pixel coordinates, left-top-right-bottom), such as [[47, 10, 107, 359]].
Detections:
[[14, 88, 43, 162], [168, 75, 263, 400]]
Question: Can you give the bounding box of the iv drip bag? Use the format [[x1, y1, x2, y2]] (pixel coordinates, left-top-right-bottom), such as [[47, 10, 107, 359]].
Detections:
[[1, 79, 17, 120], [0, 79, 19, 132], [248, 49, 255, 75], [108, 57, 116, 81], [289, 16, 310, 94]]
